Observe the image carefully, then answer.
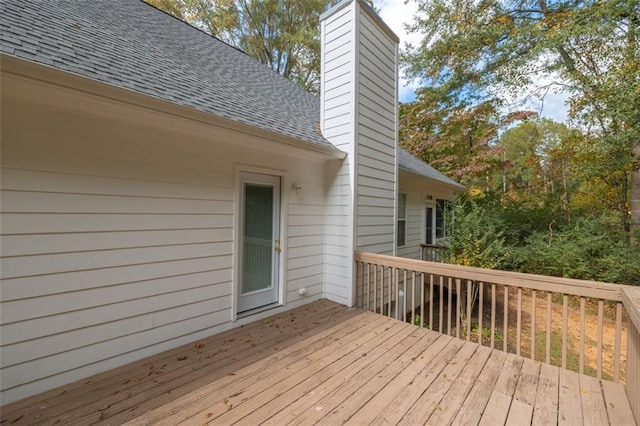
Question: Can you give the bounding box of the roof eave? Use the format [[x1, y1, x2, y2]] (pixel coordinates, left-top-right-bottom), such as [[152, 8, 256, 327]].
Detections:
[[399, 167, 466, 192], [1, 54, 347, 161]]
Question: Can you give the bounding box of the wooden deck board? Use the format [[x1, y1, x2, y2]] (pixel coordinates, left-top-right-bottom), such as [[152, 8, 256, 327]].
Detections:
[[580, 374, 609, 425], [480, 391, 514, 426], [285, 323, 421, 425], [245, 328, 439, 425], [367, 337, 465, 425], [343, 333, 453, 425], [601, 379, 636, 425], [514, 358, 542, 407], [506, 398, 534, 425], [7, 299, 348, 426], [297, 327, 439, 425], [401, 341, 479, 424], [479, 353, 525, 425], [559, 368, 584, 426], [425, 344, 493, 425], [532, 363, 560, 425], [212, 320, 416, 425], [127, 307, 389, 425], [452, 349, 508, 425], [0, 300, 634, 426]]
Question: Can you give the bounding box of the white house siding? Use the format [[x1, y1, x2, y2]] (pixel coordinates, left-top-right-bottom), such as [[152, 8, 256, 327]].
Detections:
[[397, 171, 461, 260], [320, 0, 398, 306], [396, 188, 424, 260], [321, 3, 356, 306], [324, 159, 352, 305], [354, 5, 397, 255], [0, 85, 328, 404]]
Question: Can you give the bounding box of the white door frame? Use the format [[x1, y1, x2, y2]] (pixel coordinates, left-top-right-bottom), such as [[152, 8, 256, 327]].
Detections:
[[234, 170, 284, 317], [423, 201, 436, 245]]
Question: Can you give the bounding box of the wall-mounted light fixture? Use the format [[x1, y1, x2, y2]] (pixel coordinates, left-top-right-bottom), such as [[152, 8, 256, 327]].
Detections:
[[292, 183, 303, 194]]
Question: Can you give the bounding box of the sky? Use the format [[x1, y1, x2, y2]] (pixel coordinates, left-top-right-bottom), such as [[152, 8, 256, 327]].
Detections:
[[376, 0, 569, 123]]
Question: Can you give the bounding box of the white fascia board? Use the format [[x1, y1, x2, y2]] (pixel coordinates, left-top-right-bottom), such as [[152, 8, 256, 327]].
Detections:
[[1, 54, 347, 161]]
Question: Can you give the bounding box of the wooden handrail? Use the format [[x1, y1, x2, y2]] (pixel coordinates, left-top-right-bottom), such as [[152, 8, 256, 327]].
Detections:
[[622, 287, 640, 423], [623, 287, 640, 341], [356, 251, 623, 301], [354, 250, 635, 408]]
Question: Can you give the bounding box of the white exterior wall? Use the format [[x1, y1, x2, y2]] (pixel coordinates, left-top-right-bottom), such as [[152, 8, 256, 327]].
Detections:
[[321, 0, 398, 306], [396, 188, 424, 260], [397, 171, 461, 259], [321, 4, 355, 305], [0, 74, 330, 404], [355, 5, 397, 255]]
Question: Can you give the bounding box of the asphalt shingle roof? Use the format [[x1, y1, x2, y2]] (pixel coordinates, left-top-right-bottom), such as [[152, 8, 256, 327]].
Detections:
[[0, 0, 334, 150], [1, 0, 462, 188], [397, 148, 465, 189]]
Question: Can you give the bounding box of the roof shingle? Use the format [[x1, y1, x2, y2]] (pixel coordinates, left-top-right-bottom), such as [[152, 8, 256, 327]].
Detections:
[[397, 148, 465, 189], [1, 0, 334, 150], [1, 0, 463, 188]]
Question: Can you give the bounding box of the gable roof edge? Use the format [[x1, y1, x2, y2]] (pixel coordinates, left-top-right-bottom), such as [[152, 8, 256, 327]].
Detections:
[[2, 54, 347, 160]]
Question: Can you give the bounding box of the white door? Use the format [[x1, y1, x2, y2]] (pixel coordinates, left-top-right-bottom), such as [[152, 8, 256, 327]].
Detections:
[[238, 172, 281, 313]]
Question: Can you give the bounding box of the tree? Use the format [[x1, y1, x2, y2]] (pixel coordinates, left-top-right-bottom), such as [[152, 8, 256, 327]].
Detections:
[[399, 87, 534, 188], [146, 0, 338, 93], [403, 0, 640, 239], [499, 119, 575, 195]]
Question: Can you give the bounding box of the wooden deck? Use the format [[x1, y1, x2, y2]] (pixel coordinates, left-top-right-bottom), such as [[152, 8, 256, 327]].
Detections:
[[1, 299, 635, 425]]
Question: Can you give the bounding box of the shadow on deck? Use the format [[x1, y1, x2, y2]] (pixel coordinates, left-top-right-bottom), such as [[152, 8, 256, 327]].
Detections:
[[0, 299, 634, 425]]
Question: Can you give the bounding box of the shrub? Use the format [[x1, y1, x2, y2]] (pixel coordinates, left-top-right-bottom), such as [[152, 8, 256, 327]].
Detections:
[[512, 216, 640, 285], [444, 196, 509, 269]]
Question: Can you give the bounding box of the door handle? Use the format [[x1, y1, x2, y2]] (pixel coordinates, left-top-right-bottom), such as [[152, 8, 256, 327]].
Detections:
[[274, 246, 281, 253]]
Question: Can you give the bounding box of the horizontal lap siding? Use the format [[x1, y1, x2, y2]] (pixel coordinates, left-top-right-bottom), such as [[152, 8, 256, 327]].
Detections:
[[286, 182, 326, 303], [0, 148, 235, 403], [355, 7, 397, 256], [322, 6, 353, 148], [322, 6, 355, 306], [396, 188, 423, 259], [397, 173, 461, 260], [324, 159, 352, 305], [0, 101, 327, 404]]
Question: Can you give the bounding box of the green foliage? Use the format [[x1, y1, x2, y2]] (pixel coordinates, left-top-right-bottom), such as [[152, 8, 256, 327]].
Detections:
[[399, 88, 536, 188], [443, 195, 509, 269], [499, 119, 574, 194], [470, 323, 503, 344], [444, 190, 640, 285], [403, 0, 640, 237], [145, 0, 338, 93], [412, 315, 430, 329], [511, 216, 640, 285]]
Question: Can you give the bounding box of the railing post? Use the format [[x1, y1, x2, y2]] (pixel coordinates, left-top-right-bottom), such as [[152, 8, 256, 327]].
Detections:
[[353, 250, 634, 412], [622, 287, 640, 424]]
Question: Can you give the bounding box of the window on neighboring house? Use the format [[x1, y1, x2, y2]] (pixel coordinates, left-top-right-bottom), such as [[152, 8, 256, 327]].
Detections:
[[435, 199, 447, 239], [397, 193, 407, 247]]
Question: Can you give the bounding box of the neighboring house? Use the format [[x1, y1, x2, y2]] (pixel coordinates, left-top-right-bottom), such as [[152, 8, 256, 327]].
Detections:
[[396, 148, 463, 260], [0, 0, 463, 404]]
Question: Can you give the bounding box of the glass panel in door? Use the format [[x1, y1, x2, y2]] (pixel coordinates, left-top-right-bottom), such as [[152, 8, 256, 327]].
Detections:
[[238, 173, 281, 313], [425, 206, 434, 244]]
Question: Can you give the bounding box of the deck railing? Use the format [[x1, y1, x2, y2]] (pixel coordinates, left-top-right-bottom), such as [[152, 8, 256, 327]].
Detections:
[[354, 251, 640, 422], [623, 286, 640, 422], [420, 243, 444, 262]]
